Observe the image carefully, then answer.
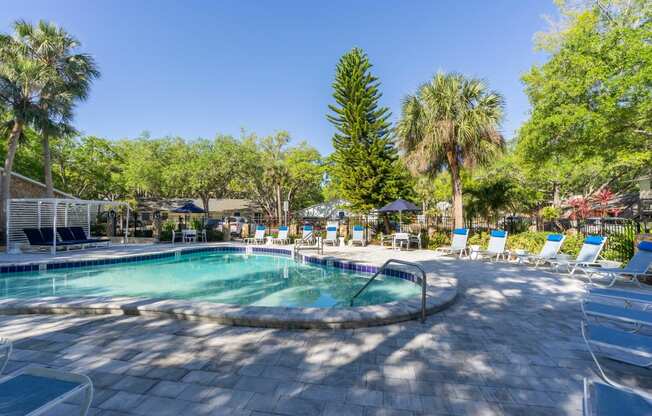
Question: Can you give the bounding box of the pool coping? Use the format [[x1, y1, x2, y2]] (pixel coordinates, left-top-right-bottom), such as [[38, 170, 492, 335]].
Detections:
[[0, 244, 458, 329]]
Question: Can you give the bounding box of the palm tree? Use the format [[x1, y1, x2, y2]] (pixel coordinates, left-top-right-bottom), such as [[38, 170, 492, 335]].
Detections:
[[397, 72, 505, 227], [0, 26, 48, 221], [13, 20, 99, 197]]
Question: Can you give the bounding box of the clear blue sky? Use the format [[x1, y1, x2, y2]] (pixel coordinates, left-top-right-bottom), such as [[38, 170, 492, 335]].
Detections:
[[1, 1, 558, 155]]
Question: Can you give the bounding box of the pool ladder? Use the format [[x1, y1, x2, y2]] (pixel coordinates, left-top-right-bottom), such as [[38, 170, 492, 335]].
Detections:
[[349, 259, 428, 323]]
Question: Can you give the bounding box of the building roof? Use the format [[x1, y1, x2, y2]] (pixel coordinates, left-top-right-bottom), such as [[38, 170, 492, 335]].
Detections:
[[136, 198, 262, 214], [0, 168, 76, 199], [296, 199, 351, 219]]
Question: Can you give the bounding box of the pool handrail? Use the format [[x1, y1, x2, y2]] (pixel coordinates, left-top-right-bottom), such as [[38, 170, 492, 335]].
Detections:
[[350, 259, 427, 323]]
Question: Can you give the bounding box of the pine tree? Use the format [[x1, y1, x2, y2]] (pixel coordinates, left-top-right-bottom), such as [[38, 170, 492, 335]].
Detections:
[[327, 48, 409, 213]]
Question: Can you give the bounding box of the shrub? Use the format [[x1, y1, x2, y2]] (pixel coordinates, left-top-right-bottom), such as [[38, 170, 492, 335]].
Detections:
[[540, 206, 561, 221], [162, 220, 176, 232], [602, 225, 636, 262], [506, 231, 548, 253], [160, 230, 172, 242], [205, 229, 224, 242], [468, 232, 490, 248], [425, 231, 450, 250], [191, 218, 203, 231]]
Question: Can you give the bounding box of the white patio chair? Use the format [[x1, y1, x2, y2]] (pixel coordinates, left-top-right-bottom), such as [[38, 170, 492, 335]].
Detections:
[[323, 226, 338, 246], [581, 321, 652, 368], [245, 225, 266, 245], [392, 232, 410, 251], [583, 241, 652, 287], [270, 226, 290, 245], [517, 233, 565, 266], [581, 300, 652, 332], [301, 225, 314, 243], [475, 230, 508, 261], [349, 225, 366, 247], [550, 235, 607, 274], [435, 228, 469, 258]]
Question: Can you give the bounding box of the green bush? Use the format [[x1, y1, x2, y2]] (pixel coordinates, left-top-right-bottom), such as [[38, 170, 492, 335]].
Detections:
[[160, 230, 172, 242], [506, 231, 548, 253], [426, 231, 451, 250], [602, 225, 636, 262], [468, 232, 490, 248], [205, 229, 224, 242], [162, 220, 176, 232]]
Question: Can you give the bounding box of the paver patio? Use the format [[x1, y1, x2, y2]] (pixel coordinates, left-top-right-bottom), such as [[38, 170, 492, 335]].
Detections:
[[1, 249, 650, 415]]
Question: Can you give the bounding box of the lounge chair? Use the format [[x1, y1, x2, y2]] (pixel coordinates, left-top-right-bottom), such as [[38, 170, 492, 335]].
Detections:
[[0, 366, 94, 416], [550, 235, 607, 274], [0, 338, 11, 374], [245, 225, 266, 245], [583, 378, 652, 416], [323, 226, 338, 246], [270, 226, 290, 245], [22, 228, 79, 251], [301, 225, 314, 243], [581, 300, 652, 331], [588, 287, 652, 306], [474, 230, 508, 261], [581, 321, 652, 368], [435, 228, 469, 258], [515, 233, 565, 266], [349, 225, 366, 246], [583, 241, 652, 287], [69, 227, 111, 246]]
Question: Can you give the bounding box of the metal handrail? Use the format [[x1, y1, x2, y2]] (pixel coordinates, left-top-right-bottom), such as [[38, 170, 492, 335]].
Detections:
[[350, 259, 428, 323], [293, 234, 323, 255]]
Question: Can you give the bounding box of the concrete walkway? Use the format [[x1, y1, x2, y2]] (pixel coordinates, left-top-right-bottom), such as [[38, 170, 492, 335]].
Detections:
[[0, 249, 651, 415]]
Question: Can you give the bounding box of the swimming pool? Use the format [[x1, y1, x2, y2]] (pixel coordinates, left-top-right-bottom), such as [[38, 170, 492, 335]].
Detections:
[[0, 251, 421, 308]]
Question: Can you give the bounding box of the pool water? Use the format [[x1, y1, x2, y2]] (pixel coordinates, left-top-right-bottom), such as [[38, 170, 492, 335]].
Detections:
[[0, 252, 421, 308]]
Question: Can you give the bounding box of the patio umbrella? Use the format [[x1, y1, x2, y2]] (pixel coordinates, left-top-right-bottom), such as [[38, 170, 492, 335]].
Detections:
[[172, 202, 205, 214], [378, 199, 420, 228]]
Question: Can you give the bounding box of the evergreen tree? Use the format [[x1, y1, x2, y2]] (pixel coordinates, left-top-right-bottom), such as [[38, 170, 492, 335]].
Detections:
[[327, 47, 409, 213]]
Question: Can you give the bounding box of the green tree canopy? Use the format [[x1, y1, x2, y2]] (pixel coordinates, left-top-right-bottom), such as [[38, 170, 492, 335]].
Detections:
[[327, 47, 410, 213]]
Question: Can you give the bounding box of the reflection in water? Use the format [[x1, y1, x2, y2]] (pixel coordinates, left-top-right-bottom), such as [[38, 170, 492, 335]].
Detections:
[[0, 253, 421, 308]]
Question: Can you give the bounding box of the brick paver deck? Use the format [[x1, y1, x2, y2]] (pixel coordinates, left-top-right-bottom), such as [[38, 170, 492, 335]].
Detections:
[[1, 251, 650, 415]]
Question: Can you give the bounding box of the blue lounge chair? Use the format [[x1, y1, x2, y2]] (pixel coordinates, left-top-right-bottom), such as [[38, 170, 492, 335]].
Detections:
[[475, 230, 508, 261], [581, 300, 652, 331], [584, 241, 652, 287], [581, 321, 652, 368], [435, 228, 469, 258], [323, 226, 338, 246], [550, 235, 607, 274], [588, 287, 652, 306], [350, 225, 366, 246], [0, 366, 94, 416], [69, 227, 111, 246], [583, 378, 652, 416], [245, 225, 266, 245], [22, 228, 79, 251], [270, 226, 290, 245], [520, 233, 566, 266]]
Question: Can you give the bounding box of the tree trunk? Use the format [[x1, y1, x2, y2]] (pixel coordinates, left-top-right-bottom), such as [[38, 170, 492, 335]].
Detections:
[[1, 120, 24, 230], [552, 181, 560, 207], [201, 195, 210, 220], [276, 185, 282, 225], [42, 132, 55, 197], [447, 150, 464, 228]]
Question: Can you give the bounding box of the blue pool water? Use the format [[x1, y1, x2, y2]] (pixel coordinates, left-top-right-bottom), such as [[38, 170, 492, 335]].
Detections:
[[0, 252, 421, 308]]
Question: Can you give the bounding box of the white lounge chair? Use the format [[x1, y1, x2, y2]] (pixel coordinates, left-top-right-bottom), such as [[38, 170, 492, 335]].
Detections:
[[0, 365, 94, 416], [435, 228, 469, 258], [583, 241, 652, 287], [583, 378, 652, 416], [475, 230, 508, 261], [271, 226, 290, 245], [349, 225, 366, 246], [323, 226, 338, 246], [301, 225, 314, 243], [516, 233, 565, 266], [550, 235, 607, 274], [245, 225, 266, 245]]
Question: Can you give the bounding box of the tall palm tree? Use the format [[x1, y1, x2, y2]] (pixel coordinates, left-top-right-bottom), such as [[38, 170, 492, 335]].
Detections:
[[13, 20, 99, 197], [0, 27, 48, 221], [397, 72, 504, 228]]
